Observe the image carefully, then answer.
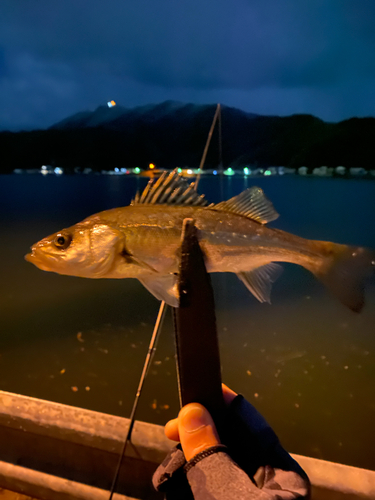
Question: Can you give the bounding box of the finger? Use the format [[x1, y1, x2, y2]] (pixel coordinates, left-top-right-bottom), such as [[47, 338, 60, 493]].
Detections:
[[165, 385, 237, 440], [164, 418, 180, 441], [222, 383, 238, 405], [178, 403, 221, 461]]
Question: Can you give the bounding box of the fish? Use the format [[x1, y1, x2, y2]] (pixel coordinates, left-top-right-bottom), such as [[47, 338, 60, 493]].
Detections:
[[25, 170, 375, 312]]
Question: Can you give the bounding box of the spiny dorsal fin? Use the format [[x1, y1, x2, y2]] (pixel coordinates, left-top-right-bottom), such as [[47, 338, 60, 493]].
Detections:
[[131, 170, 208, 207], [212, 186, 279, 224]]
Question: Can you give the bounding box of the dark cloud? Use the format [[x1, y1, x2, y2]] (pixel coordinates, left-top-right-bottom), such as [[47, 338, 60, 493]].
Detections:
[[1, 0, 375, 129]]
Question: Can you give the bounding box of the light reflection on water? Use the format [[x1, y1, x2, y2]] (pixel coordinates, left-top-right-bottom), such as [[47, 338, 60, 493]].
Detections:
[[0, 174, 374, 470]]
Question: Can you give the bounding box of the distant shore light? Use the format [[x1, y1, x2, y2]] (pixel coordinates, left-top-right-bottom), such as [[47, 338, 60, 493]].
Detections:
[[224, 167, 234, 176], [107, 100, 116, 108]]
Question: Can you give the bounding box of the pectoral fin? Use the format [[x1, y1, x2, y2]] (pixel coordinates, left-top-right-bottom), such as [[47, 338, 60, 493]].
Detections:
[[139, 274, 179, 307], [237, 263, 283, 303]]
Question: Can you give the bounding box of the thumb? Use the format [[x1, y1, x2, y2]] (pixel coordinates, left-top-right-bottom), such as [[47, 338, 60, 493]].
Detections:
[[178, 403, 221, 461]]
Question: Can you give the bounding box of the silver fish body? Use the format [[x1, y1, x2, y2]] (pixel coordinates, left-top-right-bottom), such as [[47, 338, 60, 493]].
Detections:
[[85, 204, 328, 275], [25, 171, 375, 311]]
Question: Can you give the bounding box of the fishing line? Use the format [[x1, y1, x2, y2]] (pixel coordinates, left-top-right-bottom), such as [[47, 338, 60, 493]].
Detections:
[[195, 103, 221, 190], [108, 300, 168, 500], [109, 108, 219, 498]]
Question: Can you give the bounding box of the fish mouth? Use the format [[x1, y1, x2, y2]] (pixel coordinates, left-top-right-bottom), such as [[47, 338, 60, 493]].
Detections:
[[24, 249, 54, 271], [24, 252, 34, 263], [25, 246, 39, 263], [25, 250, 43, 268]]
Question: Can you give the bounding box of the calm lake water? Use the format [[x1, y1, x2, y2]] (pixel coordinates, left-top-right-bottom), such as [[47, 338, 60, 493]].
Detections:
[[0, 173, 374, 470]]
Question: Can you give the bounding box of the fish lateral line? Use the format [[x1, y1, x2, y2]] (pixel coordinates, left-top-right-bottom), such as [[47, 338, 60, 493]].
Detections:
[[25, 170, 375, 312]]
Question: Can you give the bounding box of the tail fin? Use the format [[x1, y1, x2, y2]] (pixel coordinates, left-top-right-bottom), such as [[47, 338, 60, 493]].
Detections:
[[308, 242, 375, 312]]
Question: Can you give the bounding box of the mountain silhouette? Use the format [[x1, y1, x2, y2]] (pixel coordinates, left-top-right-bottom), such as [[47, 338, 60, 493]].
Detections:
[[0, 101, 374, 173]]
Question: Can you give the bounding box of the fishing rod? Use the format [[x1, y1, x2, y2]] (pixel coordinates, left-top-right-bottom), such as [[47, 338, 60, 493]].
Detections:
[[195, 103, 221, 189], [108, 104, 222, 499], [108, 301, 167, 500]]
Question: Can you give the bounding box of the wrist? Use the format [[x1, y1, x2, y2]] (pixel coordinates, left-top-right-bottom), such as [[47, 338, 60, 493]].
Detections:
[[184, 444, 228, 473]]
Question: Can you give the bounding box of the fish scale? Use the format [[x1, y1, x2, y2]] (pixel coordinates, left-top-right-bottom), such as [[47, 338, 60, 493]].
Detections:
[[26, 171, 375, 312]]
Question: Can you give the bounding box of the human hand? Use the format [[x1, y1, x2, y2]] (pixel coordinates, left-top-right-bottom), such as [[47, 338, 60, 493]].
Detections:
[[164, 384, 237, 461], [157, 385, 310, 499]]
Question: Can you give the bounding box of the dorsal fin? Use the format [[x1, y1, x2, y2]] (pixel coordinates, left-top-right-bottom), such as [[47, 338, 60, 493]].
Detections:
[[131, 170, 208, 207], [212, 186, 279, 224]]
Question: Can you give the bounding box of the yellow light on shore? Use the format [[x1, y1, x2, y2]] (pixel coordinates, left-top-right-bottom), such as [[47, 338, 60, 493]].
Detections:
[[149, 163, 155, 170]]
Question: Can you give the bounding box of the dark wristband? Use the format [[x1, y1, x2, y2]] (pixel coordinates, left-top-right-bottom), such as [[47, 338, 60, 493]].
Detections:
[[184, 444, 228, 473]]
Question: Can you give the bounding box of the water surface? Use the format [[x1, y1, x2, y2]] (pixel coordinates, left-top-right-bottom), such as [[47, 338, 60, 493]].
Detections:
[[0, 174, 374, 470]]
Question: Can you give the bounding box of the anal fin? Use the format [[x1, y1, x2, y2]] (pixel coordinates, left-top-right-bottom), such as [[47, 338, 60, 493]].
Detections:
[[139, 274, 179, 307], [237, 263, 283, 303]]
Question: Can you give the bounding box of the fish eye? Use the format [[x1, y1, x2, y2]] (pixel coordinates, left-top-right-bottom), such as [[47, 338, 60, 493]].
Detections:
[[54, 233, 72, 250]]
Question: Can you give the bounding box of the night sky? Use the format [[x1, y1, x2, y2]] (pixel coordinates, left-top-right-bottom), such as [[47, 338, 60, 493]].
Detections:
[[1, 1, 375, 130]]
